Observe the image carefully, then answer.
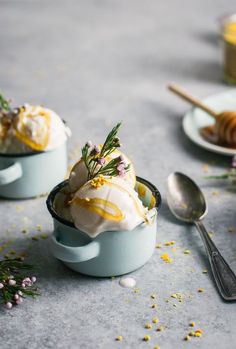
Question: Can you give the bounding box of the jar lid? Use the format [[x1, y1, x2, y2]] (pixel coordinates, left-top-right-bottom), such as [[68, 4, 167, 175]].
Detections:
[[220, 13, 236, 44]]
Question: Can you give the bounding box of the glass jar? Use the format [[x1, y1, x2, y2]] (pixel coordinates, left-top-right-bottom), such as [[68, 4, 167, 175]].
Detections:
[[221, 14, 236, 84]]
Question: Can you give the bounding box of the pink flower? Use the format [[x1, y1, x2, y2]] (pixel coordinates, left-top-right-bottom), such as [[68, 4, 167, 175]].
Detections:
[[9, 279, 16, 286], [14, 294, 19, 300], [16, 297, 23, 305], [232, 155, 236, 168], [97, 157, 106, 165], [94, 145, 100, 154], [117, 163, 125, 172], [6, 302, 12, 309], [0, 283, 4, 289], [22, 277, 32, 286], [86, 140, 92, 148], [18, 291, 23, 296], [31, 277, 37, 283], [118, 169, 126, 178]]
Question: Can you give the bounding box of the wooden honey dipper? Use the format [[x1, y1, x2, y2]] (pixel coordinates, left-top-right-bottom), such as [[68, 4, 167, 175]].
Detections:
[[168, 83, 236, 147]]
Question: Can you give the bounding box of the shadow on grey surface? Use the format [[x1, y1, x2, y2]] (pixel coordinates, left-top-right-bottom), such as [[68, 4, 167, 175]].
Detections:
[[161, 200, 209, 263], [157, 58, 223, 84], [190, 60, 222, 84], [194, 31, 220, 47], [0, 236, 102, 284]]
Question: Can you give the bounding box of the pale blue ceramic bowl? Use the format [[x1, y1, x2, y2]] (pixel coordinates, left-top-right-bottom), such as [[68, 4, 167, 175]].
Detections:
[[47, 177, 161, 277], [0, 143, 68, 199]]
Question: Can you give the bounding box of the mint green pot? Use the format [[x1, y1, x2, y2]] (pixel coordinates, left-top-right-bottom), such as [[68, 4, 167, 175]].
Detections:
[[0, 143, 67, 199], [47, 177, 161, 277]]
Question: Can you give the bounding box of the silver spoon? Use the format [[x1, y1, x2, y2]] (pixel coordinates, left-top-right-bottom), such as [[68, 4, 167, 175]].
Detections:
[[166, 172, 236, 301]]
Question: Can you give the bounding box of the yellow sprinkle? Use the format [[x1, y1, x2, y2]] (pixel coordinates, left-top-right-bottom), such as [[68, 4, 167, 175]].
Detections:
[[40, 233, 49, 239], [91, 175, 106, 189], [156, 326, 164, 332], [145, 323, 152, 329], [154, 347, 160, 349], [32, 236, 39, 241], [198, 288, 204, 293], [9, 249, 16, 255], [228, 227, 234, 233], [194, 332, 202, 337], [150, 294, 156, 299], [188, 331, 195, 337], [161, 253, 172, 263], [171, 292, 184, 303], [116, 335, 123, 341], [195, 329, 203, 334], [155, 244, 162, 249], [189, 321, 195, 327], [36, 224, 43, 231], [152, 318, 159, 324], [180, 203, 188, 209], [164, 241, 175, 246], [85, 197, 90, 202], [184, 335, 190, 341], [208, 231, 214, 237], [143, 335, 150, 341], [183, 249, 191, 255], [151, 304, 157, 309], [202, 269, 208, 274], [133, 288, 140, 294]]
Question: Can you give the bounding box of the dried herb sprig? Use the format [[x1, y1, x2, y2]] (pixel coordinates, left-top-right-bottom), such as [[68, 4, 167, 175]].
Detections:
[[207, 156, 236, 185], [0, 258, 39, 309], [0, 93, 11, 114], [81, 122, 130, 180]]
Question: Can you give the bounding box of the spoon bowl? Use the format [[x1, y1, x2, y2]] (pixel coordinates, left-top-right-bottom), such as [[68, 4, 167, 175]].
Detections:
[[167, 172, 207, 222]]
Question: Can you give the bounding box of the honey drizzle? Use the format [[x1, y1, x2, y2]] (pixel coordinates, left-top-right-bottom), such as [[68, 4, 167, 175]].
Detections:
[[14, 107, 51, 151], [71, 197, 123, 222]]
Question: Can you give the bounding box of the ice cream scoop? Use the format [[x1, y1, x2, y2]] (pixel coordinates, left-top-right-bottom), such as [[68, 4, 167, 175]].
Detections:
[[69, 175, 148, 237], [69, 150, 136, 191], [0, 104, 70, 153]]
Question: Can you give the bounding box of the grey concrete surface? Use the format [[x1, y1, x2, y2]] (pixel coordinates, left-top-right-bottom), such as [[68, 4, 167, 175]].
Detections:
[[0, 1, 236, 348]]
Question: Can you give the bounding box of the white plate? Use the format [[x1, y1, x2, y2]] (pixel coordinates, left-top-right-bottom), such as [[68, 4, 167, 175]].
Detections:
[[183, 89, 236, 156]]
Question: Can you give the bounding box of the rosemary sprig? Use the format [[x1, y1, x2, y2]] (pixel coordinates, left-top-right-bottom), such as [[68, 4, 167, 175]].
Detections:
[[206, 157, 236, 185], [0, 93, 11, 113], [81, 122, 130, 180], [0, 258, 39, 309], [100, 122, 122, 157]]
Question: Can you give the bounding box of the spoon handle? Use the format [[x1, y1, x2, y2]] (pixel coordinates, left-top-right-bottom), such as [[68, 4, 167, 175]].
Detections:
[[168, 83, 218, 119], [195, 220, 236, 301]]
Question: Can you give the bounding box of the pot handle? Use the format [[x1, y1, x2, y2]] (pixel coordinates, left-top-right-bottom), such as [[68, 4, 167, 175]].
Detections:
[[0, 162, 22, 185], [50, 232, 100, 263]]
